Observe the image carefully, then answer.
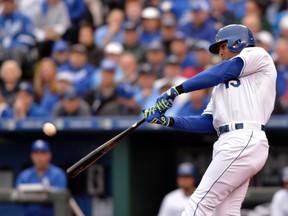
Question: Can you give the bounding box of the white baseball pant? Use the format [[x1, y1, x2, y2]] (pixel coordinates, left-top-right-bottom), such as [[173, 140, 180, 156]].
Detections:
[[182, 129, 269, 216]]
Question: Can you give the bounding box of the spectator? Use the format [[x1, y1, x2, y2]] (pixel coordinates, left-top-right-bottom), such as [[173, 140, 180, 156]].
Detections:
[[266, 0, 287, 27], [0, 92, 9, 117], [154, 55, 186, 90], [124, 0, 142, 24], [41, 72, 73, 115], [170, 32, 197, 71], [279, 15, 288, 40], [59, 44, 95, 96], [5, 82, 46, 119], [51, 40, 70, 68], [134, 63, 159, 109], [78, 24, 103, 67], [182, 40, 213, 78], [161, 16, 177, 54], [0, 0, 35, 66], [63, 0, 85, 43], [139, 7, 162, 45], [160, 0, 190, 20], [244, 0, 271, 31], [122, 21, 146, 63], [15, 140, 67, 216], [255, 31, 274, 53], [210, 0, 237, 29], [226, 0, 246, 19], [146, 41, 166, 78], [270, 166, 288, 215], [117, 53, 141, 115], [84, 0, 104, 27], [85, 59, 124, 115], [94, 8, 125, 47], [33, 58, 57, 102], [178, 1, 217, 43], [241, 14, 262, 35], [273, 38, 288, 112], [53, 86, 91, 117], [0, 60, 22, 107], [32, 0, 71, 57], [176, 89, 210, 116], [158, 162, 197, 216]]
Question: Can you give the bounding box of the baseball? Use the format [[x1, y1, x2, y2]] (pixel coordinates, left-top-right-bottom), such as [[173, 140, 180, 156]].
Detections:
[[43, 122, 57, 136]]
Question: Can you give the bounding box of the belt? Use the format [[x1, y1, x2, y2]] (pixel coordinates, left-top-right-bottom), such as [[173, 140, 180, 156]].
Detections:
[[217, 122, 265, 136]]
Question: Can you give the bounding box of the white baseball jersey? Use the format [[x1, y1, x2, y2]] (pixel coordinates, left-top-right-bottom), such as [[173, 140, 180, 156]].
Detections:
[[270, 188, 288, 216], [203, 47, 276, 129], [158, 188, 190, 216]]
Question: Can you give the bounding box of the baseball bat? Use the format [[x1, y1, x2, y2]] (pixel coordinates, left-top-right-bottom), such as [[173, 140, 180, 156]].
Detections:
[[67, 118, 146, 178]]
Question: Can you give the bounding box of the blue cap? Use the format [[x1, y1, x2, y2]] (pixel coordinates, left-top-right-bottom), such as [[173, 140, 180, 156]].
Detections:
[[177, 162, 196, 177], [52, 40, 69, 53], [31, 140, 50, 152], [62, 87, 78, 100], [190, 1, 210, 12], [18, 82, 34, 95], [100, 59, 117, 71]]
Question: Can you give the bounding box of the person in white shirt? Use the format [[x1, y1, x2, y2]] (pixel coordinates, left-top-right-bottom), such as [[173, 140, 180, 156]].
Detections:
[[270, 166, 288, 216], [158, 162, 197, 216]]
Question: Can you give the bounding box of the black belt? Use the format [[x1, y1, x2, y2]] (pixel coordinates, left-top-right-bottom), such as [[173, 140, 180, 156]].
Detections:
[[218, 123, 265, 135]]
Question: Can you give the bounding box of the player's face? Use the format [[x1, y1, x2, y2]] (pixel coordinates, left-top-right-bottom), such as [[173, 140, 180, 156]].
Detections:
[[31, 151, 51, 171], [218, 42, 235, 61]]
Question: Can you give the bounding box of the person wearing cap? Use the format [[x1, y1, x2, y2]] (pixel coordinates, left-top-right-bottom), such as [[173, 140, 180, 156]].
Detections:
[[15, 140, 67, 216], [124, 0, 142, 25], [58, 44, 96, 96], [158, 162, 197, 216], [53, 86, 91, 117], [94, 8, 124, 47], [51, 40, 70, 68], [178, 1, 217, 43], [0, 60, 22, 107], [85, 59, 124, 115], [182, 40, 213, 78], [4, 82, 46, 119], [161, 16, 177, 54], [133, 63, 159, 109], [40, 72, 74, 115], [270, 166, 288, 215], [170, 31, 197, 70], [140, 7, 162, 45], [146, 40, 166, 78], [0, 0, 35, 66], [123, 21, 146, 63]]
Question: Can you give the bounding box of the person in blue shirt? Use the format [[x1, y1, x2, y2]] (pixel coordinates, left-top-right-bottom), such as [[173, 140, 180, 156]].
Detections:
[[59, 44, 96, 96], [139, 7, 162, 45], [94, 8, 124, 47], [50, 40, 70, 68], [16, 140, 67, 216], [3, 82, 46, 119], [178, 1, 217, 44], [0, 0, 35, 65]]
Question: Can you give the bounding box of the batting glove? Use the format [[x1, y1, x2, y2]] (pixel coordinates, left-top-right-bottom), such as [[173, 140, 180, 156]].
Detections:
[[156, 86, 180, 113], [143, 107, 173, 126]]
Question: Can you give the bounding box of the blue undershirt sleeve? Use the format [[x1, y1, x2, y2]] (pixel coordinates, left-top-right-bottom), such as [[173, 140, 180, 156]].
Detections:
[[181, 57, 244, 93], [171, 114, 215, 133]]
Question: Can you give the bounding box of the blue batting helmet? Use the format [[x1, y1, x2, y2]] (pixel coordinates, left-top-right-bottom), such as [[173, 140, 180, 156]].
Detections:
[[209, 24, 255, 54]]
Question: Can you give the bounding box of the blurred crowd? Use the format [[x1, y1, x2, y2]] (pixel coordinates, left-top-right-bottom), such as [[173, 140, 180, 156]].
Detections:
[[1, 0, 288, 119]]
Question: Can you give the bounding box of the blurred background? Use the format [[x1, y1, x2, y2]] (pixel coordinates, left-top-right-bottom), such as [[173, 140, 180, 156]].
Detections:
[[0, 0, 288, 215]]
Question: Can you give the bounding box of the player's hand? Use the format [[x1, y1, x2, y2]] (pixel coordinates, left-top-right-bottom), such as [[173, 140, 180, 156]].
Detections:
[[143, 107, 172, 126], [156, 86, 180, 112]]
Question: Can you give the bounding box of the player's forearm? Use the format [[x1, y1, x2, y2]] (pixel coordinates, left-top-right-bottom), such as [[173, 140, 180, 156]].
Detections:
[[175, 57, 244, 93], [169, 114, 215, 133]]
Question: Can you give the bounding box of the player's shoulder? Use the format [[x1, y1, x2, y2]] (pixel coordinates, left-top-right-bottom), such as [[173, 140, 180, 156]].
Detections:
[[18, 167, 35, 179], [163, 189, 183, 201], [240, 47, 268, 56]]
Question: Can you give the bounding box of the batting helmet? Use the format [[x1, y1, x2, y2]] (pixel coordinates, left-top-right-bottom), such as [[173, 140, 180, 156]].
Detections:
[[209, 24, 255, 54]]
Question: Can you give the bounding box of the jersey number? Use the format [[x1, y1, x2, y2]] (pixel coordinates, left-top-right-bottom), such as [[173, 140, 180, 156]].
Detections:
[[225, 79, 241, 89]]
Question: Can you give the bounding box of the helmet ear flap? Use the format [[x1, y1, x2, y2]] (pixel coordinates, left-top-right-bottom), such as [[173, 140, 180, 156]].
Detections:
[[227, 38, 247, 53]]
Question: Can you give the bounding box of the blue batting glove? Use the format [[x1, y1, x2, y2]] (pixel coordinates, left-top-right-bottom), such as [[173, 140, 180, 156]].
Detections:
[[143, 107, 172, 126], [156, 86, 180, 112]]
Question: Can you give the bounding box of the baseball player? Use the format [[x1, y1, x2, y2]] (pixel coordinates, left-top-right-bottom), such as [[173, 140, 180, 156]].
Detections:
[[143, 24, 276, 215], [270, 166, 288, 215]]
